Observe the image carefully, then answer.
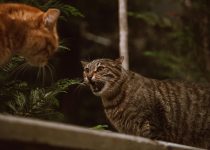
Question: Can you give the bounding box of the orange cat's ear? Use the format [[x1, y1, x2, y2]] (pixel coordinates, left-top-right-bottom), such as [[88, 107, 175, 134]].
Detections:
[[81, 61, 89, 67], [43, 8, 60, 29], [115, 56, 124, 65]]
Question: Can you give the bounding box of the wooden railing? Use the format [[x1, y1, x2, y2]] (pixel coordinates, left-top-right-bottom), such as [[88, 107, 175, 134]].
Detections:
[[0, 114, 205, 150]]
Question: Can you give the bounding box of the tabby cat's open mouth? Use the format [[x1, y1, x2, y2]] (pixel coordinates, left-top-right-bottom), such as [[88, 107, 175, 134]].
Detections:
[[90, 81, 105, 93]]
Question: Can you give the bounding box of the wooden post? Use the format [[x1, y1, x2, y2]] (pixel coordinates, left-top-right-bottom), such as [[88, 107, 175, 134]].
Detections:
[[119, 0, 129, 70]]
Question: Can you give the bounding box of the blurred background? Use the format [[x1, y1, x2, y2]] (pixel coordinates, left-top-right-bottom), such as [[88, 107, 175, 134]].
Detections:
[[0, 0, 210, 131]]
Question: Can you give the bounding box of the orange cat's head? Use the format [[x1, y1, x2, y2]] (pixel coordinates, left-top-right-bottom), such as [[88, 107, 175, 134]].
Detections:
[[19, 7, 60, 67], [0, 3, 60, 67]]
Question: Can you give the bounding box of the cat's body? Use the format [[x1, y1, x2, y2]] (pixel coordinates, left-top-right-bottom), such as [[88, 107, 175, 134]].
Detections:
[[0, 3, 60, 67], [82, 58, 210, 149]]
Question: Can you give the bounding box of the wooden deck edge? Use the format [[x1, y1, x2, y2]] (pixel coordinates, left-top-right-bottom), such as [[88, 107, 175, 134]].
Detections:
[[0, 114, 204, 150]]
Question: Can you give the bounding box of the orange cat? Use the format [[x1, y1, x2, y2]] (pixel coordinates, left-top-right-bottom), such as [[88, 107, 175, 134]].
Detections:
[[0, 3, 60, 67]]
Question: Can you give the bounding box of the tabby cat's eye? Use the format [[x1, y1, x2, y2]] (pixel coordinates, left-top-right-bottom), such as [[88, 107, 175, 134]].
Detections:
[[84, 68, 89, 73], [97, 66, 104, 72]]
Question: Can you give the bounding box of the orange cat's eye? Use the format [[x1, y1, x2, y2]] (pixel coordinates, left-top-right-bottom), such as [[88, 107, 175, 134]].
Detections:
[[97, 66, 104, 72], [84, 68, 89, 73]]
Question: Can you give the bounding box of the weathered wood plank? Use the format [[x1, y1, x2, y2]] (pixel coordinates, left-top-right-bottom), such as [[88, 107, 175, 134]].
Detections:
[[0, 114, 204, 150]]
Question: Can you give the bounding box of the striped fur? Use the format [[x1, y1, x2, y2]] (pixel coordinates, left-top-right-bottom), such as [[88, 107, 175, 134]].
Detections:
[[82, 57, 210, 149], [0, 3, 60, 67]]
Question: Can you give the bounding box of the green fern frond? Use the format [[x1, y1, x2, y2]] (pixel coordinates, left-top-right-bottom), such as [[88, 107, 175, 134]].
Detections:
[[1, 0, 84, 18], [59, 40, 71, 52], [54, 78, 81, 91], [92, 125, 109, 130], [0, 56, 25, 73], [1, 78, 79, 121], [20, 0, 84, 18], [128, 11, 174, 28]]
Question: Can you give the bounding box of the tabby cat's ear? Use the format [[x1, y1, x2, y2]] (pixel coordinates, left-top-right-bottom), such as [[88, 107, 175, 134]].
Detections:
[[43, 9, 60, 29], [81, 61, 89, 67], [115, 56, 124, 65]]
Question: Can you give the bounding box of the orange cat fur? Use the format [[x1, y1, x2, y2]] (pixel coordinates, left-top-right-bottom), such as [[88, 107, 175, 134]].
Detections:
[[0, 3, 60, 67]]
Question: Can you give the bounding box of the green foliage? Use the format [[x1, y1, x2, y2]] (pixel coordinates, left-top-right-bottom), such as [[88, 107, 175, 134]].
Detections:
[[128, 12, 174, 28], [129, 1, 210, 82], [0, 0, 84, 19], [0, 56, 24, 82], [54, 79, 80, 92], [20, 0, 84, 19], [0, 60, 80, 121], [58, 40, 71, 52], [143, 50, 204, 80], [0, 56, 79, 122], [92, 124, 109, 130]]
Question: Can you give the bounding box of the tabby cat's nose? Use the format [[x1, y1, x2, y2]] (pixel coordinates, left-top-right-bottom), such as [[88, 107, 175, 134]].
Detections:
[[87, 75, 93, 81]]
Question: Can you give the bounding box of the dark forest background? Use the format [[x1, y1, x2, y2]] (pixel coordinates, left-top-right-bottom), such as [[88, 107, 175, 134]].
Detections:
[[0, 0, 210, 131]]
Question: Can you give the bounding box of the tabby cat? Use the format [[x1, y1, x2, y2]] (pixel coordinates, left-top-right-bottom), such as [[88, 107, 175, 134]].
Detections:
[[82, 57, 210, 149], [0, 3, 60, 67]]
